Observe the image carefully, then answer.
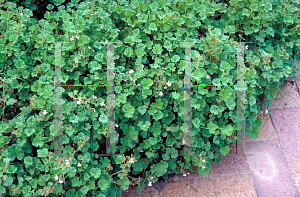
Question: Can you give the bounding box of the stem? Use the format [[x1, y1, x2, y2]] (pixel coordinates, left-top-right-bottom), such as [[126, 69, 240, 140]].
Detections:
[[109, 169, 126, 177], [2, 83, 4, 122]]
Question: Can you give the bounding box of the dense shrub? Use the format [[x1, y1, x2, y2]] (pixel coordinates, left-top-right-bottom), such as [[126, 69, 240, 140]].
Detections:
[[0, 0, 300, 196]]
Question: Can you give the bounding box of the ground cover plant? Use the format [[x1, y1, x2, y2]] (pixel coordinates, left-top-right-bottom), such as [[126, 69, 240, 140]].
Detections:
[[0, 0, 300, 196]]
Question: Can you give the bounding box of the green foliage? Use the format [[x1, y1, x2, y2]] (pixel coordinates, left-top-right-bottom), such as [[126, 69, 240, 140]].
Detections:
[[0, 0, 300, 196]]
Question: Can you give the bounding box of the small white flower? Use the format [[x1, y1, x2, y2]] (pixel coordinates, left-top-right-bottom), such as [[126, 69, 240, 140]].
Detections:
[[65, 159, 70, 165], [77, 162, 81, 167], [75, 58, 79, 63], [159, 91, 163, 96], [265, 110, 268, 114], [88, 46, 91, 49], [70, 36, 74, 41], [202, 165, 206, 169], [100, 102, 105, 107], [91, 108, 96, 112], [148, 181, 152, 186], [202, 159, 206, 163], [115, 124, 119, 128], [74, 30, 76, 34], [58, 179, 63, 184], [164, 86, 167, 89], [92, 95, 97, 99], [206, 74, 211, 79], [182, 138, 186, 145], [183, 128, 188, 133], [129, 158, 135, 164], [183, 173, 187, 177], [55, 175, 58, 180], [20, 12, 23, 16], [245, 45, 248, 49], [76, 35, 79, 40], [42, 110, 47, 116], [129, 69, 134, 74], [143, 125, 145, 127], [77, 99, 81, 105], [166, 81, 172, 87]]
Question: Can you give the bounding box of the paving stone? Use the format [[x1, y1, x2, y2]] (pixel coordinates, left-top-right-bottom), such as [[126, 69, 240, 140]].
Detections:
[[160, 178, 216, 197], [269, 80, 300, 110], [213, 173, 257, 197], [268, 107, 300, 173], [121, 184, 160, 197], [291, 172, 300, 196], [245, 116, 278, 143], [244, 140, 299, 196]]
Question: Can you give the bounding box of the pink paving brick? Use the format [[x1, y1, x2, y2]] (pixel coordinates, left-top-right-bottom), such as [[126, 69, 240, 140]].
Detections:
[[269, 107, 300, 173], [244, 140, 298, 196]]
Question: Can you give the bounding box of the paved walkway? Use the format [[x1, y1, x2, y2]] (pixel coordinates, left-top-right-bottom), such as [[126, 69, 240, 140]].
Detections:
[[121, 65, 300, 197]]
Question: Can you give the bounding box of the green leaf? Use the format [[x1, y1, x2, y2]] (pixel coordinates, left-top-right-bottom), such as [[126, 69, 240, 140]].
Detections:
[[98, 178, 110, 191], [192, 118, 201, 129], [70, 113, 79, 123], [220, 61, 231, 72], [122, 103, 135, 118], [88, 61, 101, 72], [135, 48, 146, 57], [15, 59, 26, 69], [32, 135, 44, 147], [98, 114, 107, 123], [3, 176, 13, 187], [250, 3, 259, 11], [151, 160, 168, 177], [8, 144, 24, 160], [242, 8, 250, 16], [145, 151, 154, 158], [148, 23, 157, 31], [67, 167, 77, 178], [272, 58, 283, 68], [141, 78, 154, 89], [153, 110, 163, 120], [171, 55, 180, 62], [266, 89, 277, 100], [80, 186, 90, 195], [210, 105, 219, 115], [137, 106, 147, 115], [219, 145, 230, 156], [220, 87, 233, 101], [224, 25, 236, 34], [24, 156, 33, 166], [117, 94, 127, 104], [152, 44, 163, 55], [149, 137, 157, 145], [208, 121, 218, 135], [37, 148, 48, 157], [138, 121, 151, 131], [90, 167, 101, 179], [62, 21, 74, 31], [46, 4, 54, 10], [155, 98, 163, 109], [124, 47, 134, 57], [249, 97, 256, 106], [132, 158, 149, 173], [222, 125, 233, 136], [117, 177, 130, 191], [6, 98, 15, 105]]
